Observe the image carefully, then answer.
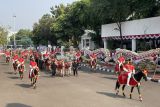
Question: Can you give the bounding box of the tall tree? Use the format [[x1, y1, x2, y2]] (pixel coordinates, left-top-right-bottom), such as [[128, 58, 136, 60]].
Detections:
[[10, 29, 33, 46], [0, 26, 8, 46], [32, 14, 56, 46], [50, 1, 90, 47]]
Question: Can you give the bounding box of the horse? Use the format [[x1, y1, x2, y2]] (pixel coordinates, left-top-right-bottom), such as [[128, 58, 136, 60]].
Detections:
[[18, 64, 25, 79], [29, 67, 39, 89], [115, 69, 148, 101], [13, 61, 18, 74], [6, 56, 10, 63]]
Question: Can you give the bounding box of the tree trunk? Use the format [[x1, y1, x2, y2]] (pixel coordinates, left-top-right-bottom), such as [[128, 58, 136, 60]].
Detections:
[[117, 22, 123, 48]]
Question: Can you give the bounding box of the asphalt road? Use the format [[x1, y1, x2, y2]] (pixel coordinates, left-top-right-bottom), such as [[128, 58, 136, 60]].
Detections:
[[0, 58, 160, 107]]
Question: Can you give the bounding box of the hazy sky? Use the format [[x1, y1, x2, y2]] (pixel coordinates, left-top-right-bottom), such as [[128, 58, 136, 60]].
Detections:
[[0, 0, 76, 31]]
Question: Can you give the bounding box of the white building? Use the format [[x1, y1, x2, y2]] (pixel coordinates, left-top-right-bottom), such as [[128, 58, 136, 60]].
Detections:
[[101, 16, 160, 51], [79, 30, 95, 50], [7, 31, 17, 42]]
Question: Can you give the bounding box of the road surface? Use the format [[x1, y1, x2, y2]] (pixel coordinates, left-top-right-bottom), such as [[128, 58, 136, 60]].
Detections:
[[0, 58, 159, 107]]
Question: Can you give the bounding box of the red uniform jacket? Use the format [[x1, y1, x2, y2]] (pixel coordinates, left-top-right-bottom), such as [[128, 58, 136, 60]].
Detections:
[[30, 61, 37, 67], [118, 56, 125, 64], [13, 55, 19, 61], [18, 57, 24, 63]]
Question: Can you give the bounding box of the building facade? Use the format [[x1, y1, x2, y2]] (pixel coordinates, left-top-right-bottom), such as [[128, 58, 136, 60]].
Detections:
[[101, 16, 160, 51], [79, 30, 95, 50]]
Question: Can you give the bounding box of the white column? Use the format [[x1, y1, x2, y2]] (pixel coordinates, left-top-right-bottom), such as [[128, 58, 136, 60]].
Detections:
[[81, 39, 83, 49], [132, 39, 136, 52], [103, 38, 107, 49], [84, 39, 86, 48], [89, 39, 91, 49]]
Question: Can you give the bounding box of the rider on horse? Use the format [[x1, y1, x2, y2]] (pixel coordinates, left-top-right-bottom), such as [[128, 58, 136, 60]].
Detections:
[[123, 59, 135, 86], [12, 54, 19, 74], [5, 50, 11, 63], [115, 53, 125, 74], [29, 58, 39, 78], [18, 56, 25, 79], [18, 56, 25, 68]]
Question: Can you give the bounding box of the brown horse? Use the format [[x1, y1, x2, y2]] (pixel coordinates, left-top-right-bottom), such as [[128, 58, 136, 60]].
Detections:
[[18, 64, 25, 79], [13, 61, 18, 74], [6, 56, 10, 63], [115, 69, 148, 101], [29, 67, 39, 89]]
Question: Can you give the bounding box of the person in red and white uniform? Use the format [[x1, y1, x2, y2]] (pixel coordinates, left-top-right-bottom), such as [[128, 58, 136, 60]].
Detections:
[[117, 53, 125, 67], [5, 51, 11, 57], [12, 54, 19, 64], [89, 52, 97, 66], [29, 58, 39, 78], [5, 51, 11, 62], [90, 53, 97, 61], [18, 56, 25, 67], [75, 51, 81, 63], [123, 59, 135, 86]]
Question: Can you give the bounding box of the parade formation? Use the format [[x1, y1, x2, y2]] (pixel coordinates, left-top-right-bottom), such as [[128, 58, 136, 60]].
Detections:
[[1, 47, 159, 102], [0, 0, 160, 106]]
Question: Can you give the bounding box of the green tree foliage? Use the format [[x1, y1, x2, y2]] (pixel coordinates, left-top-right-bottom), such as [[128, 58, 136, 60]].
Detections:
[[31, 0, 160, 48], [10, 29, 33, 46], [32, 14, 55, 46], [0, 26, 8, 45], [50, 1, 90, 47]]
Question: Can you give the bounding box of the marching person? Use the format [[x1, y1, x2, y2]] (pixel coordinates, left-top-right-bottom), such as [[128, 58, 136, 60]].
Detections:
[[75, 50, 82, 63], [51, 59, 57, 77], [72, 59, 79, 76], [90, 52, 97, 61]]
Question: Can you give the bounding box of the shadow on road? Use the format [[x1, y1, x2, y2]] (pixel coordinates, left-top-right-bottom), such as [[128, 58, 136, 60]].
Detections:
[[16, 83, 32, 88], [4, 72, 13, 74], [80, 66, 115, 76], [6, 103, 32, 107], [1, 63, 9, 65], [8, 76, 19, 79], [102, 76, 117, 80], [96, 91, 125, 98], [41, 75, 52, 78]]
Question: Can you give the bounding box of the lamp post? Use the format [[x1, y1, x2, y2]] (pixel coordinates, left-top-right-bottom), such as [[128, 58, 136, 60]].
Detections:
[[13, 15, 16, 48]]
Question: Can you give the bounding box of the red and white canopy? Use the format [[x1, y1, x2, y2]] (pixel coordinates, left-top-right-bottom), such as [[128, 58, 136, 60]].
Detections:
[[103, 34, 160, 40]]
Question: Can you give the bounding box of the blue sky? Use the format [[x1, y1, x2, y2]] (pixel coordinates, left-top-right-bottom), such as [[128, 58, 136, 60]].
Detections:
[[0, 0, 76, 31]]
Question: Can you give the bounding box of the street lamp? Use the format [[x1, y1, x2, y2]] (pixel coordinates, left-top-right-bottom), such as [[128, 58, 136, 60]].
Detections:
[[13, 15, 16, 48]]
